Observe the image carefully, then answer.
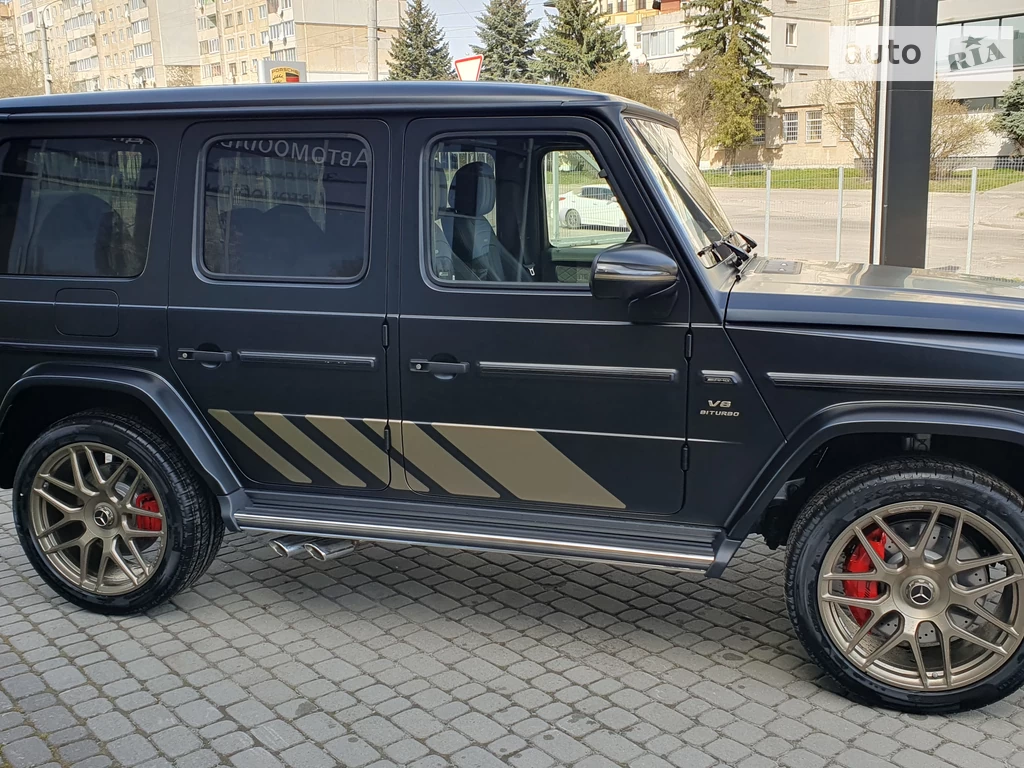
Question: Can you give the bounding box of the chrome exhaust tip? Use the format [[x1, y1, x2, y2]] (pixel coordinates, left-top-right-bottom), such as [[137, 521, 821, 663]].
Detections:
[[269, 535, 314, 558], [303, 539, 357, 562]]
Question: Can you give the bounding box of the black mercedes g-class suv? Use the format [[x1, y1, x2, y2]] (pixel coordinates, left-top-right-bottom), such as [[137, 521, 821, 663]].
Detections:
[[1, 82, 1023, 713]]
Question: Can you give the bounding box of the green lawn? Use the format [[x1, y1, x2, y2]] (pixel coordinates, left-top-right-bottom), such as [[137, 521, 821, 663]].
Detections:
[[702, 167, 1024, 193]]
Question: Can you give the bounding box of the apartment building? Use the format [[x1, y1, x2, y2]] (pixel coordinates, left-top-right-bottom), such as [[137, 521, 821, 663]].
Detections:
[[195, 0, 402, 85], [598, 0, 1024, 166], [8, 0, 400, 92]]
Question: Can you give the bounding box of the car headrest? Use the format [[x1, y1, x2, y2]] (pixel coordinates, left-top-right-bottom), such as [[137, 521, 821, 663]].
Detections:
[[449, 161, 496, 217]]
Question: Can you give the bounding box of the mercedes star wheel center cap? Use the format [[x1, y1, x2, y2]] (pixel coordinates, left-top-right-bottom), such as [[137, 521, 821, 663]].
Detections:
[[93, 504, 116, 529], [907, 578, 936, 607]]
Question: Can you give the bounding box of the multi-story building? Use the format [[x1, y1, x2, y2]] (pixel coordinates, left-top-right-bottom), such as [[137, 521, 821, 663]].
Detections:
[[195, 0, 402, 85], [598, 0, 1024, 166], [9, 0, 401, 93]]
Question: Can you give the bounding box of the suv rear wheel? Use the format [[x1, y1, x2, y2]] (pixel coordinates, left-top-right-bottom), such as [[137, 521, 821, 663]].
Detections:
[[13, 410, 222, 614], [786, 457, 1024, 712]]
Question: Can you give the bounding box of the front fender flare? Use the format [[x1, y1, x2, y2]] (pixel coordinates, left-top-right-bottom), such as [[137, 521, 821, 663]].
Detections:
[[714, 401, 1024, 573], [0, 363, 246, 528]]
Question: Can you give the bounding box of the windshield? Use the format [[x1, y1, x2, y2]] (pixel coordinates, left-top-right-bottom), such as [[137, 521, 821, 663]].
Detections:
[[627, 119, 740, 267]]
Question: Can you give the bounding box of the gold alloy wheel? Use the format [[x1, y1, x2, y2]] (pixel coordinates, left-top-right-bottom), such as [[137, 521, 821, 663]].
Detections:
[[29, 443, 167, 596], [818, 502, 1024, 692]]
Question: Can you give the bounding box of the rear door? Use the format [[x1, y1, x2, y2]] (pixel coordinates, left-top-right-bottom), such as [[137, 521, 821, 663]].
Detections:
[[396, 116, 690, 516], [168, 119, 392, 492]]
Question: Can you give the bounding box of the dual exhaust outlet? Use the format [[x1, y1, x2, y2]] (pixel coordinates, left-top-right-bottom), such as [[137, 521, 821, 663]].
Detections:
[[269, 535, 358, 562]]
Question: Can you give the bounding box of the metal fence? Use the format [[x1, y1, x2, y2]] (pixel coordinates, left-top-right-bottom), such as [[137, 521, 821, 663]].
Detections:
[[703, 158, 1024, 278]]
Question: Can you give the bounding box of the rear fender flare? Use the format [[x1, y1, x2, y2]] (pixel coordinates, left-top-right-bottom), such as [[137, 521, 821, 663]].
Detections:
[[0, 363, 246, 528]]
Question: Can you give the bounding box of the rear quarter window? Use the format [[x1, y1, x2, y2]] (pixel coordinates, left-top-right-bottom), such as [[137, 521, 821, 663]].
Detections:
[[0, 137, 157, 278]]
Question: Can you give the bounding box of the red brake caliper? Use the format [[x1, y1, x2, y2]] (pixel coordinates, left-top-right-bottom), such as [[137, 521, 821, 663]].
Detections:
[[133, 492, 162, 532], [844, 527, 887, 625]]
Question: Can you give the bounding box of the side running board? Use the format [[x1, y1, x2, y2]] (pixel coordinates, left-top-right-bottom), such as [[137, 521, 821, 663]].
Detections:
[[234, 509, 718, 572]]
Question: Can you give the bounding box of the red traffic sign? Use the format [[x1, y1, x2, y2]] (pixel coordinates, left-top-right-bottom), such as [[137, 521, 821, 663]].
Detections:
[[454, 55, 484, 82]]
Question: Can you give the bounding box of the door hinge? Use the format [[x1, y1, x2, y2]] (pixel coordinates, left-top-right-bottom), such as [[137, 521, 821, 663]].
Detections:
[[684, 332, 693, 360], [681, 442, 690, 472], [381, 321, 389, 349], [383, 424, 392, 453]]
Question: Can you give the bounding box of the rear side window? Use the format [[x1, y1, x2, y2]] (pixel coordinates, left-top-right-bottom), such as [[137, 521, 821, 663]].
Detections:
[[0, 137, 157, 278], [201, 136, 370, 281]]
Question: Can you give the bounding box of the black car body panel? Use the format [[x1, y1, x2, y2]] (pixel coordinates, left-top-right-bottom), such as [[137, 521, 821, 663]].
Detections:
[[1, 83, 1023, 577]]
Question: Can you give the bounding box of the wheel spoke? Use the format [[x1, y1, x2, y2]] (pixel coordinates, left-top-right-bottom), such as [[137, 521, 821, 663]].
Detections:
[[103, 460, 131, 490], [83, 448, 106, 490], [822, 593, 889, 611], [963, 603, 1020, 638], [909, 629, 931, 690], [939, 626, 954, 688], [125, 537, 150, 578], [126, 504, 162, 520], [37, 516, 77, 538], [918, 506, 942, 555], [95, 551, 110, 589], [41, 535, 85, 555], [950, 626, 1009, 656], [953, 553, 1016, 573], [871, 514, 914, 560], [118, 472, 143, 506], [68, 448, 97, 498], [822, 571, 885, 582], [78, 538, 93, 586], [951, 573, 1024, 601], [857, 621, 906, 670], [854, 527, 891, 573], [108, 540, 139, 587], [947, 510, 965, 564], [32, 486, 81, 516], [38, 473, 78, 496], [845, 609, 887, 654]]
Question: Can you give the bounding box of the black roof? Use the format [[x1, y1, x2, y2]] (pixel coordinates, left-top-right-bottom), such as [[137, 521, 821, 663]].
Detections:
[[0, 81, 672, 123]]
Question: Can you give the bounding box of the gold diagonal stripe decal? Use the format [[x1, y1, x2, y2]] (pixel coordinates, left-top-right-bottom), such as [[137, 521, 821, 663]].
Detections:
[[432, 423, 625, 509], [256, 413, 366, 488], [402, 422, 499, 498], [307, 415, 389, 485], [364, 419, 429, 493], [209, 410, 311, 484]]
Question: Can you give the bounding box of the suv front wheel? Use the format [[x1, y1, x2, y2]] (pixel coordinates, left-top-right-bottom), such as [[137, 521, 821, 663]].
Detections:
[[13, 410, 222, 614], [787, 457, 1024, 712]]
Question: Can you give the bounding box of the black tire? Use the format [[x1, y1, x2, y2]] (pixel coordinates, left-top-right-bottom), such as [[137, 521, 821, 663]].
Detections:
[[786, 456, 1024, 713], [13, 409, 223, 615]]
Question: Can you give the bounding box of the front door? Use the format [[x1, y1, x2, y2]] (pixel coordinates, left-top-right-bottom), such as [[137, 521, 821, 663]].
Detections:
[[396, 116, 690, 516], [168, 119, 392, 492]]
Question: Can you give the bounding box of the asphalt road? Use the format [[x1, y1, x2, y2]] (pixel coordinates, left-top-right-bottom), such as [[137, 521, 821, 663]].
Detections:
[[714, 188, 1024, 277]]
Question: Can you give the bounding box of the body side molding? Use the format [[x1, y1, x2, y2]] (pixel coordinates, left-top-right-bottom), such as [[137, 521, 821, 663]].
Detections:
[[768, 372, 1024, 396]]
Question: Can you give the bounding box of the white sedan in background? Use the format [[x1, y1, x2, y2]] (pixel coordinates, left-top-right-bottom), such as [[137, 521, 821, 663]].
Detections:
[[558, 184, 630, 231]]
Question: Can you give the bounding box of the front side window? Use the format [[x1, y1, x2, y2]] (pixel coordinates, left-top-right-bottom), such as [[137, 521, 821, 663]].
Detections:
[[427, 136, 634, 285], [202, 136, 369, 281], [0, 137, 157, 277]]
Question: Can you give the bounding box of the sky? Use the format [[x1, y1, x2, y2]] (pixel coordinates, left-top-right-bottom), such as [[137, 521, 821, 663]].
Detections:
[[432, 0, 551, 61]]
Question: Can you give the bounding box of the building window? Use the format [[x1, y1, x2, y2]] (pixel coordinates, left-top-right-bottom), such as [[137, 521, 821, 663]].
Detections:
[[840, 107, 856, 140], [241, 60, 247, 74], [229, 62, 236, 77], [0, 137, 158, 278], [642, 28, 677, 58], [236, 11, 242, 24], [753, 114, 766, 144], [785, 23, 797, 46], [99, 11, 105, 22], [239, 35, 245, 49], [202, 136, 370, 281], [247, 8, 253, 22], [251, 58, 257, 71], [227, 37, 234, 51], [225, 13, 232, 26], [258, 4, 267, 19], [783, 112, 798, 143], [102, 33, 108, 44], [281, 0, 291, 7], [617, 0, 627, 11], [637, 0, 646, 8], [250, 33, 256, 47], [806, 110, 822, 142], [131, 18, 149, 34], [260, 30, 269, 44], [782, 67, 794, 83]]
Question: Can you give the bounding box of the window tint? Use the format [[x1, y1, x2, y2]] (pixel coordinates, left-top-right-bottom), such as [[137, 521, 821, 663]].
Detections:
[[428, 137, 634, 286], [0, 137, 157, 277], [202, 136, 369, 280]]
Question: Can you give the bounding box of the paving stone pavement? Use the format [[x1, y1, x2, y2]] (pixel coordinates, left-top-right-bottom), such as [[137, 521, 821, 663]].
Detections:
[[2, 488, 1024, 768]]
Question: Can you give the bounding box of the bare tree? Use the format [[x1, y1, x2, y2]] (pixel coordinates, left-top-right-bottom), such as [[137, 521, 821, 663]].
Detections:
[[815, 78, 989, 176], [673, 66, 716, 163], [573, 60, 670, 113], [0, 49, 74, 99]]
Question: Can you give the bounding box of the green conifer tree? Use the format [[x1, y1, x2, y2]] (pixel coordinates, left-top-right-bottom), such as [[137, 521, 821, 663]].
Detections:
[[388, 0, 453, 81], [534, 0, 627, 85], [684, 0, 773, 105], [471, 0, 540, 82]]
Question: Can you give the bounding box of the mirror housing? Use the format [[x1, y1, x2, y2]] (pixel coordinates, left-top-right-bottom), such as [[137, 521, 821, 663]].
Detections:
[[590, 245, 680, 323]]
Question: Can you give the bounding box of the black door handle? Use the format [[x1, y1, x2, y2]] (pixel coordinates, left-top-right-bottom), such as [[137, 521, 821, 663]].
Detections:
[[178, 348, 234, 363], [410, 359, 470, 375]]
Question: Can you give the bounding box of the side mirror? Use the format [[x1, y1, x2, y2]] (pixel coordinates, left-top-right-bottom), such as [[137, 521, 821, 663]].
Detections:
[[590, 245, 679, 322]]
